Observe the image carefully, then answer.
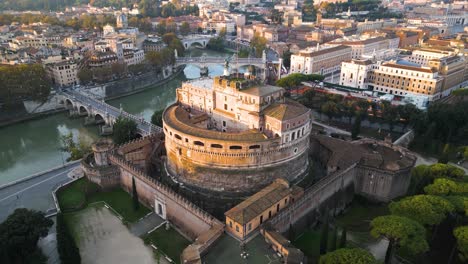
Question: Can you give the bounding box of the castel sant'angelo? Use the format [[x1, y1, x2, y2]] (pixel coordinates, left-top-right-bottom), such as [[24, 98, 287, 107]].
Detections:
[[82, 72, 415, 263], [163, 74, 312, 194]]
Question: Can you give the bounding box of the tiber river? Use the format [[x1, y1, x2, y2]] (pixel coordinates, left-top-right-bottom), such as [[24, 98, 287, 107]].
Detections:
[[0, 49, 233, 185]]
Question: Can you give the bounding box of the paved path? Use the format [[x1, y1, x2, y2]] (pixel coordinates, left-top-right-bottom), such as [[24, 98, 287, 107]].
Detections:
[[130, 212, 165, 237], [0, 162, 79, 222], [312, 120, 351, 136]]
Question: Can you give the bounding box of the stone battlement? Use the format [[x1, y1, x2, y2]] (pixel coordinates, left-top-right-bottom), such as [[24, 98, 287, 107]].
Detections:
[[108, 151, 222, 227]]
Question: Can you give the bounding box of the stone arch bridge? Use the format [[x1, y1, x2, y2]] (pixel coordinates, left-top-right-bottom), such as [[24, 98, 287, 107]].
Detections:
[[61, 90, 161, 136], [180, 34, 214, 50]]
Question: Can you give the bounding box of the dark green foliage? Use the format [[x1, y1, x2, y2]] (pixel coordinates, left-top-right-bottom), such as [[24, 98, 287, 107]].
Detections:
[[56, 213, 81, 264], [408, 163, 465, 195], [161, 33, 184, 57], [371, 215, 428, 264], [282, 50, 292, 69], [319, 248, 375, 264], [112, 116, 138, 145], [132, 177, 140, 211], [276, 73, 324, 89], [0, 208, 53, 263], [351, 114, 362, 140], [206, 36, 225, 52], [288, 224, 296, 241], [339, 227, 347, 248], [250, 34, 267, 58], [0, 64, 51, 106], [238, 48, 250, 58], [411, 101, 468, 155], [146, 48, 176, 73], [151, 109, 164, 127], [320, 217, 329, 255], [60, 132, 91, 161], [329, 227, 337, 252]]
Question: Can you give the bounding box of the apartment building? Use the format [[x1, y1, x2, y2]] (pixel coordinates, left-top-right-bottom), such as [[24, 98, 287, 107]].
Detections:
[[428, 55, 467, 93], [47, 60, 79, 87], [368, 62, 443, 101], [340, 59, 375, 89], [329, 35, 400, 59], [290, 45, 352, 75], [408, 49, 455, 66]]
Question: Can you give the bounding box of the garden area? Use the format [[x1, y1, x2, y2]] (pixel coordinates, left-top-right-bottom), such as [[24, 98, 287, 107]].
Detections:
[[57, 177, 150, 223], [143, 225, 191, 264], [291, 198, 389, 263], [63, 204, 156, 264]]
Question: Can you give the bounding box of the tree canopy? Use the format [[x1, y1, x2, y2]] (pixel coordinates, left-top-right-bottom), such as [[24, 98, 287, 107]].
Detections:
[[409, 163, 466, 195], [389, 195, 454, 226], [454, 226, 468, 262], [151, 109, 164, 127], [250, 33, 267, 58], [0, 64, 51, 106], [112, 116, 138, 145], [275, 73, 324, 89], [424, 178, 468, 196], [0, 208, 53, 263], [371, 215, 428, 264], [319, 248, 376, 264]]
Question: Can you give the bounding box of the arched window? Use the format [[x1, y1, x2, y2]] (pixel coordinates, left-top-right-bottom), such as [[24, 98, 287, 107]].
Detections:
[[194, 141, 204, 146], [211, 144, 223, 148], [174, 134, 182, 140]]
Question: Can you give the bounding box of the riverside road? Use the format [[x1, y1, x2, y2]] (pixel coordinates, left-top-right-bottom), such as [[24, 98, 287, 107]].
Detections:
[[0, 162, 79, 222]]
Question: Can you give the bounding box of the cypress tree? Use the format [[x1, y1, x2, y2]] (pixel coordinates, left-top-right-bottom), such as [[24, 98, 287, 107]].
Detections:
[[132, 177, 139, 210], [329, 226, 338, 252], [351, 114, 362, 140], [56, 213, 81, 264], [288, 224, 296, 241], [320, 216, 329, 254], [339, 226, 347, 248]]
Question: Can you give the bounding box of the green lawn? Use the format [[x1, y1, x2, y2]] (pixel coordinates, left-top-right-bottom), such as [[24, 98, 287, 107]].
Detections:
[[58, 178, 150, 223], [336, 199, 389, 232], [143, 226, 191, 264], [293, 229, 322, 259], [57, 178, 99, 209]]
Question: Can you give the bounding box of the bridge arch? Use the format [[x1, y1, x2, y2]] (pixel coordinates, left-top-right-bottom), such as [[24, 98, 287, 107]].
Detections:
[[79, 105, 89, 115], [95, 113, 105, 124], [64, 99, 74, 109], [184, 40, 207, 50]]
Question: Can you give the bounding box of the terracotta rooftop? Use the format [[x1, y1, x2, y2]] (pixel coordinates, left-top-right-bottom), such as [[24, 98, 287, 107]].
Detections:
[[238, 84, 283, 97], [263, 99, 310, 121], [298, 45, 350, 57], [381, 63, 435, 73], [225, 179, 295, 225]]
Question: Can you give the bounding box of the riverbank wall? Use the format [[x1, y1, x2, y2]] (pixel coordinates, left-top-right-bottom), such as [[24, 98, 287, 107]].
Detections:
[[0, 66, 184, 128]]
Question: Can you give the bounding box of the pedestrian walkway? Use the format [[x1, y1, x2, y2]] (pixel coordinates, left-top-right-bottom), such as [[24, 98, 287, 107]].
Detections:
[[130, 212, 165, 237]]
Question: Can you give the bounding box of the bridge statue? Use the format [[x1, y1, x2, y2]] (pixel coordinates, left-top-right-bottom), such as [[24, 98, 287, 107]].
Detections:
[[174, 49, 178, 59], [223, 57, 230, 76]]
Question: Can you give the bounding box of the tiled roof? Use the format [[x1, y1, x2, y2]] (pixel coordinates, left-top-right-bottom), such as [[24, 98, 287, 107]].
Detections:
[[263, 99, 310, 121], [382, 63, 435, 73], [225, 179, 291, 225], [239, 84, 282, 96]]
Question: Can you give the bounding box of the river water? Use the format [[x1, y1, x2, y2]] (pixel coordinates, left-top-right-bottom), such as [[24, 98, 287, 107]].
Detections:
[[0, 49, 228, 185]]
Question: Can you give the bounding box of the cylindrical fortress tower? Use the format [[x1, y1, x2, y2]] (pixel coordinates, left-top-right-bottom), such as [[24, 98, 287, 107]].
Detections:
[[163, 76, 312, 194], [92, 138, 114, 166]]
